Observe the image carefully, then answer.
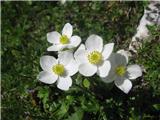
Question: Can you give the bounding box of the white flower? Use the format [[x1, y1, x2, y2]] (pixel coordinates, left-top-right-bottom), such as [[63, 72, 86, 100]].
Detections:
[[102, 50, 142, 94], [47, 23, 81, 51], [74, 34, 114, 77], [37, 51, 78, 91]]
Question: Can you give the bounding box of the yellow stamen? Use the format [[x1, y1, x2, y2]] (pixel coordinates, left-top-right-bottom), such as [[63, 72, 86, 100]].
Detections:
[[88, 51, 102, 65], [60, 35, 69, 44], [52, 64, 65, 76], [115, 65, 126, 76]]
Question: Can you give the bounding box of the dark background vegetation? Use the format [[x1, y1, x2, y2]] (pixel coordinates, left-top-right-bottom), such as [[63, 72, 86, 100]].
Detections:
[[1, 1, 160, 120]]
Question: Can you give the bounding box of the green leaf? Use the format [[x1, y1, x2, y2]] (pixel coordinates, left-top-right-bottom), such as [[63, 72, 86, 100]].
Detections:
[[83, 79, 90, 88], [66, 110, 84, 120], [54, 102, 69, 119], [37, 87, 49, 105], [153, 104, 160, 110]]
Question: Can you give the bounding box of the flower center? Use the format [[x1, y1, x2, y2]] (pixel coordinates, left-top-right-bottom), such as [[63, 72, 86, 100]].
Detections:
[[52, 64, 65, 75], [88, 51, 102, 65], [115, 65, 126, 76], [60, 35, 69, 44]]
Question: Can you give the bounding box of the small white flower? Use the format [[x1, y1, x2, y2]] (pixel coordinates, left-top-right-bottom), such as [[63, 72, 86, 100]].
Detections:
[[47, 23, 81, 51], [102, 50, 142, 94], [74, 34, 114, 77], [37, 51, 78, 91]]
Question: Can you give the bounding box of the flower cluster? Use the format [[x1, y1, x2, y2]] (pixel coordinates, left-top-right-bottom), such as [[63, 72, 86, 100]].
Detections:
[[38, 23, 142, 94]]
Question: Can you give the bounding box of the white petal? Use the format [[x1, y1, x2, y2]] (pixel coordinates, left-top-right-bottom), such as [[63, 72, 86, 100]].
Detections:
[[102, 55, 125, 83], [38, 71, 58, 84], [47, 31, 61, 44], [74, 49, 88, 65], [117, 49, 129, 63], [108, 53, 127, 66], [115, 79, 132, 94], [62, 23, 73, 38], [69, 35, 81, 48], [47, 44, 63, 51], [77, 44, 85, 51], [74, 44, 85, 58], [58, 50, 73, 65], [117, 54, 127, 65], [66, 59, 78, 76], [101, 77, 114, 83], [85, 34, 103, 52], [40, 56, 57, 72], [127, 65, 142, 80], [57, 77, 72, 91], [102, 43, 114, 60], [97, 61, 111, 78], [101, 61, 120, 83], [79, 63, 97, 76]]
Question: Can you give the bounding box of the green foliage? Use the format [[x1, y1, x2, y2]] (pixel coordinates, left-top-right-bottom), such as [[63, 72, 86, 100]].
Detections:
[[2, 1, 160, 120], [66, 110, 84, 120], [83, 79, 90, 89], [37, 86, 49, 109], [153, 104, 160, 111], [137, 25, 160, 96]]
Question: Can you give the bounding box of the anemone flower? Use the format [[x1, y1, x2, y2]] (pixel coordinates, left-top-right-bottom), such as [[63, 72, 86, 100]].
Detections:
[[47, 23, 81, 51], [102, 50, 142, 94], [74, 34, 114, 77], [37, 51, 78, 91]]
